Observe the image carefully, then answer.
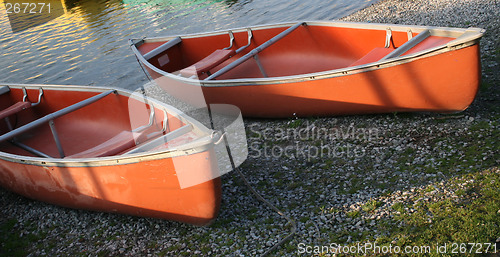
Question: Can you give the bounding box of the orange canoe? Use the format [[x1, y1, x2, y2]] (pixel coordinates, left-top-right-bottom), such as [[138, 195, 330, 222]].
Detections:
[[130, 21, 484, 118], [0, 84, 225, 225]]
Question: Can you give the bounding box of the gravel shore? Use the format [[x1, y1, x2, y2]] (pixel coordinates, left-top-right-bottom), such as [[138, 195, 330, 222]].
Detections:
[[1, 0, 499, 256]]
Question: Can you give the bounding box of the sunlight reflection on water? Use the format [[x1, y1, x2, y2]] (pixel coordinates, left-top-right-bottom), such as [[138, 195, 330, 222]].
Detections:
[[0, 0, 378, 90]]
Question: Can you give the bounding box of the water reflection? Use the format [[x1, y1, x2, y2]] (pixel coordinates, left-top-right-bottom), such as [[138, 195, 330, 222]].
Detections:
[[3, 0, 66, 33], [0, 0, 378, 90]]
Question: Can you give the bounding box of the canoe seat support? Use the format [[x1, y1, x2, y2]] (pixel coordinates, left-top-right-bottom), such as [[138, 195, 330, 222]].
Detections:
[[178, 28, 253, 78], [385, 28, 392, 48], [349, 29, 432, 67], [381, 29, 431, 60], [1, 87, 50, 158], [0, 90, 116, 158], [143, 36, 182, 61], [407, 29, 413, 40], [10, 140, 52, 158], [235, 28, 253, 54], [223, 31, 235, 50], [253, 54, 268, 77], [0, 87, 44, 120], [205, 22, 306, 80]]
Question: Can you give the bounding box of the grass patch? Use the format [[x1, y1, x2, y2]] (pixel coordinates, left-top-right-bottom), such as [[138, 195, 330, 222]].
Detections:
[[362, 199, 383, 212], [0, 218, 42, 257], [392, 202, 405, 213], [346, 210, 361, 219], [371, 169, 499, 256], [287, 119, 304, 128]]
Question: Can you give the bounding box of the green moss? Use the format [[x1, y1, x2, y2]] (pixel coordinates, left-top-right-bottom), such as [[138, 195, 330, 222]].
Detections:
[[346, 210, 361, 219], [392, 202, 405, 213], [0, 218, 42, 257], [362, 199, 383, 212], [287, 119, 304, 128]]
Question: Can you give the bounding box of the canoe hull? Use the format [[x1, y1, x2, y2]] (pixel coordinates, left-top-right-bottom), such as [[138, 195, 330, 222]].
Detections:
[[204, 44, 481, 117], [146, 44, 480, 118], [132, 21, 483, 118], [0, 150, 221, 225], [0, 84, 222, 226]]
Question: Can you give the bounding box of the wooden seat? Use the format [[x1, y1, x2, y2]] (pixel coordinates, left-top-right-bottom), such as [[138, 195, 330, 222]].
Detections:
[[0, 101, 32, 120], [348, 47, 395, 67], [179, 49, 236, 77]]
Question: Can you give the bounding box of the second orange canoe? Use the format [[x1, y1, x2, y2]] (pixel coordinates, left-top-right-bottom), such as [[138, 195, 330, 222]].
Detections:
[[130, 21, 484, 118]]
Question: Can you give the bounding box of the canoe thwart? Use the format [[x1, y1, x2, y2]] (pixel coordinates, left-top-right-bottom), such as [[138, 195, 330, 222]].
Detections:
[[143, 36, 182, 61], [205, 21, 306, 80]]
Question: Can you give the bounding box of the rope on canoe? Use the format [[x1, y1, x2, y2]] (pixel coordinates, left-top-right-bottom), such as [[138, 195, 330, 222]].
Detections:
[[133, 51, 154, 85], [217, 124, 296, 255]]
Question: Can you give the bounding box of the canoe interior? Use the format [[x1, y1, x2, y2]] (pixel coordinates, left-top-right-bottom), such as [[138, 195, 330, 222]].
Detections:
[[0, 86, 185, 158], [0, 85, 223, 225], [138, 24, 455, 80]]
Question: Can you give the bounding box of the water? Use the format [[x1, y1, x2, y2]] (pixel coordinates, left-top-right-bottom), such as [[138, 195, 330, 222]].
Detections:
[[0, 0, 378, 91]]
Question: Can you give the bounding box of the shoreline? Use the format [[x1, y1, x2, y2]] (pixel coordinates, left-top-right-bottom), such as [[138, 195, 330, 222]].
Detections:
[[1, 0, 499, 256]]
